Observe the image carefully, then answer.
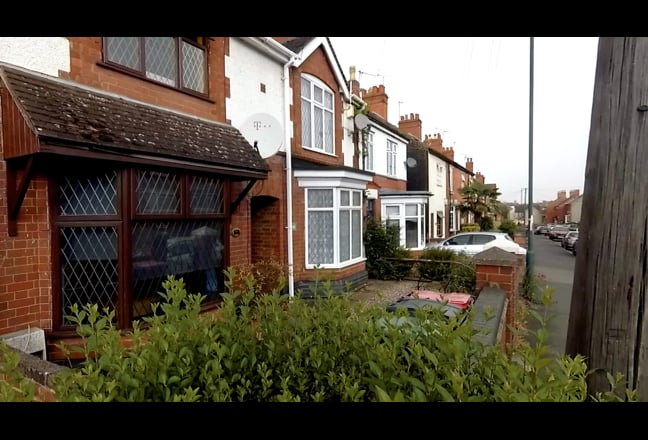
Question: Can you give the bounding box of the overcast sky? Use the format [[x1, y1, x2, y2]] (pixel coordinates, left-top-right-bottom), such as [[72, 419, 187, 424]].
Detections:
[[329, 37, 600, 203]]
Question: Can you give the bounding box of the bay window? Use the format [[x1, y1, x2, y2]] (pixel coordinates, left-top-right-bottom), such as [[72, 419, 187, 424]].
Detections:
[[54, 162, 227, 331], [382, 199, 427, 250], [306, 188, 363, 267]]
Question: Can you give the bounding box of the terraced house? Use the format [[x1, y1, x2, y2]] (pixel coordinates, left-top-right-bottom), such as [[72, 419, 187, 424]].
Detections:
[[0, 37, 380, 361]]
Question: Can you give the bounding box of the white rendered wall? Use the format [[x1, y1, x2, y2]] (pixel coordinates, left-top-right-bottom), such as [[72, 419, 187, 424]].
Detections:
[[369, 123, 408, 182], [341, 110, 355, 167], [226, 38, 288, 155], [0, 37, 70, 75], [427, 152, 448, 238]]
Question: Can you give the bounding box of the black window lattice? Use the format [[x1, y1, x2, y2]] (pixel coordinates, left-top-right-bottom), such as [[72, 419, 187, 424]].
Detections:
[[190, 176, 224, 214], [106, 37, 141, 71], [59, 172, 117, 216], [60, 227, 118, 324], [136, 170, 180, 214]]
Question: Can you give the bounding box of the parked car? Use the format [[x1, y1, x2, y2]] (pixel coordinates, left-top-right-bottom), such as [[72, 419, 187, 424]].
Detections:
[[562, 231, 579, 250], [548, 225, 571, 241], [377, 291, 475, 336], [427, 231, 527, 257], [572, 238, 578, 256]]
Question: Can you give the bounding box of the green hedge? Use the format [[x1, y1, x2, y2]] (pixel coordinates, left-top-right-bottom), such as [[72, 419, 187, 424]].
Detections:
[[0, 276, 635, 402]]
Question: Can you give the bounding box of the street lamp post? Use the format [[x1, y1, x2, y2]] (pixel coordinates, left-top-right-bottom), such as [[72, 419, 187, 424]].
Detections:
[[526, 37, 534, 278]]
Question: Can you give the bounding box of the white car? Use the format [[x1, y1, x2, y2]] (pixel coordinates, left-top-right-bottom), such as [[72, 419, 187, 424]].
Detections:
[[427, 232, 527, 257]]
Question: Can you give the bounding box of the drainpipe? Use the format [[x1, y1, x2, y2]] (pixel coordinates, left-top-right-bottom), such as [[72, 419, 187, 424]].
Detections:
[[283, 55, 299, 298], [259, 37, 299, 298]]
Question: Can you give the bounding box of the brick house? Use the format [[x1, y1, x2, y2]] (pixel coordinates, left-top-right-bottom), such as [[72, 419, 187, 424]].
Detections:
[[347, 73, 430, 252], [545, 189, 580, 224], [0, 37, 276, 360]]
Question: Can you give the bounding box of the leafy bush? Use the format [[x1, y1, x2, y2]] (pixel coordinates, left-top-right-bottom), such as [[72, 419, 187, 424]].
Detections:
[[228, 258, 288, 297], [417, 247, 458, 282], [498, 219, 517, 239], [363, 219, 413, 280], [0, 276, 626, 402], [417, 248, 476, 293], [479, 216, 494, 232], [460, 223, 480, 232], [0, 342, 36, 402]]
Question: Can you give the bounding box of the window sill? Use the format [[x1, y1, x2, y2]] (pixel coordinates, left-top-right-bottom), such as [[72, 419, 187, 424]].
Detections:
[[302, 146, 337, 157], [305, 257, 366, 270]]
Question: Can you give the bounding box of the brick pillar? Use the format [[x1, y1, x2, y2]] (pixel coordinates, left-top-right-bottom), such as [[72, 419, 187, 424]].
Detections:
[[473, 247, 526, 346]]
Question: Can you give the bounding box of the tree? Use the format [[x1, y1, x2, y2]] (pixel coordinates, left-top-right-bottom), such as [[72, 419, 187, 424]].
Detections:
[[565, 37, 648, 400], [458, 181, 502, 227]]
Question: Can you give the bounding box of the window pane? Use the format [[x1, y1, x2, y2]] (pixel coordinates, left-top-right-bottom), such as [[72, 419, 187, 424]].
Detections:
[[301, 98, 312, 148], [145, 37, 177, 86], [190, 176, 224, 214], [352, 191, 361, 206], [339, 210, 350, 262], [386, 206, 400, 217], [324, 110, 333, 154], [182, 40, 206, 93], [59, 171, 117, 216], [308, 211, 333, 264], [308, 189, 333, 208], [406, 204, 417, 216], [471, 234, 496, 245], [60, 227, 118, 325], [340, 190, 350, 206], [324, 90, 333, 110], [406, 218, 419, 248], [314, 85, 323, 104], [136, 170, 181, 214], [314, 107, 323, 150], [352, 210, 361, 258], [132, 221, 225, 318], [301, 77, 311, 99], [105, 37, 141, 70]]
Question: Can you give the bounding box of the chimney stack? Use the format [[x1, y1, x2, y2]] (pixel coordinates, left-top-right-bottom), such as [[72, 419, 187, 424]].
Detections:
[[363, 84, 389, 120], [569, 189, 580, 199], [466, 157, 474, 173], [398, 113, 422, 140]]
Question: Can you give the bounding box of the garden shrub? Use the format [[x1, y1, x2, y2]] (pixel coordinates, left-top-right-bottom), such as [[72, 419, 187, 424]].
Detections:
[[228, 258, 288, 297], [417, 248, 476, 293], [460, 223, 480, 232], [498, 219, 517, 239], [3, 276, 629, 402], [479, 216, 494, 232], [363, 219, 413, 280]]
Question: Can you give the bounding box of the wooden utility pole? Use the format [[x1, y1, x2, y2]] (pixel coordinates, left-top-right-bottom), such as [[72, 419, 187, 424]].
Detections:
[[565, 37, 648, 400]]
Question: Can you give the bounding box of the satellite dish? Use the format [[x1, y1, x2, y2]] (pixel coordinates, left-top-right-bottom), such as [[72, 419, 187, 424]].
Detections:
[[354, 113, 369, 130], [406, 157, 418, 168], [238, 113, 284, 158]]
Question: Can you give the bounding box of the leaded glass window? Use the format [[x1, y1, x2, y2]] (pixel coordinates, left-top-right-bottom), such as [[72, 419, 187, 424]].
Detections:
[[104, 37, 207, 94]]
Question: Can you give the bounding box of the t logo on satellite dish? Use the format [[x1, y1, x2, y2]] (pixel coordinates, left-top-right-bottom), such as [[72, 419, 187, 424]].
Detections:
[[238, 113, 284, 159]]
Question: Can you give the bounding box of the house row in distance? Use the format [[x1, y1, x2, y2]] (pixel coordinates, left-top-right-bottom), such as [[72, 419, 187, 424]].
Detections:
[[0, 37, 495, 361]]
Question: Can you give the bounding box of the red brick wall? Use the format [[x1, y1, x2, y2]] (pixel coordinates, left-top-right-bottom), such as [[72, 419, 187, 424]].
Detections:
[[0, 165, 52, 334], [290, 47, 345, 167], [64, 37, 228, 123], [475, 255, 525, 346]]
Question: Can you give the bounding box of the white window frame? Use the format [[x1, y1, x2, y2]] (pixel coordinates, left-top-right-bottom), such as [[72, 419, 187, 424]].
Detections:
[[301, 74, 335, 155], [295, 169, 373, 270], [381, 197, 428, 250], [304, 188, 363, 268], [363, 130, 374, 172], [436, 164, 443, 187], [386, 139, 397, 176]]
